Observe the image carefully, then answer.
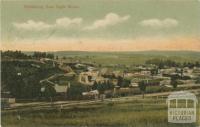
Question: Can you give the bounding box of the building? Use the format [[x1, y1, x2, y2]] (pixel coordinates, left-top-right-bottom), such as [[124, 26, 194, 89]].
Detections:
[[82, 90, 99, 99], [78, 71, 99, 85], [79, 71, 109, 85], [41, 83, 70, 99], [1, 91, 15, 109]]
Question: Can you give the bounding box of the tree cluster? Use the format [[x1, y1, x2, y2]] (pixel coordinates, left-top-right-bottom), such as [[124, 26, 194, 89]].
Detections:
[[1, 60, 63, 99], [1, 50, 31, 59], [146, 58, 200, 69], [117, 76, 131, 88], [1, 50, 55, 60], [146, 59, 180, 68], [33, 52, 54, 59], [92, 81, 114, 94], [170, 77, 178, 89], [67, 83, 87, 100], [138, 80, 147, 98], [183, 62, 200, 68]]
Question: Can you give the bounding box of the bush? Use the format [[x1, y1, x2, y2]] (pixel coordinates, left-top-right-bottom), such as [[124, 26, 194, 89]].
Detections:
[[67, 83, 87, 100], [195, 78, 200, 84]]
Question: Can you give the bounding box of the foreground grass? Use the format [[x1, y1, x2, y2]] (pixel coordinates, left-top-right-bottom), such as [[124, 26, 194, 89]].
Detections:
[[2, 99, 199, 127]]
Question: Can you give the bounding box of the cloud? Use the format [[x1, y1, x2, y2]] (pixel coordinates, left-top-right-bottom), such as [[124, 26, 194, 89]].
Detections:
[[84, 13, 130, 30], [139, 18, 178, 28], [13, 14, 129, 31], [55, 17, 82, 28], [13, 17, 83, 31], [13, 20, 52, 31]]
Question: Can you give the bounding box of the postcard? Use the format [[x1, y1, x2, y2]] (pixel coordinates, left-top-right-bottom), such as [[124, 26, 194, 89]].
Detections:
[[1, 0, 200, 127]]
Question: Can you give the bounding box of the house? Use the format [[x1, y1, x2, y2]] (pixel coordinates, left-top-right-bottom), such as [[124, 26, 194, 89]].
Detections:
[[1, 91, 15, 109], [124, 72, 134, 78], [79, 71, 99, 85], [113, 71, 124, 78], [87, 66, 97, 71], [40, 58, 56, 66], [140, 70, 151, 76], [129, 82, 138, 88], [82, 90, 99, 99], [41, 83, 70, 98], [1, 98, 15, 109], [100, 68, 114, 77], [93, 76, 109, 84], [131, 73, 151, 83], [177, 79, 195, 84], [183, 67, 193, 74], [58, 65, 73, 73], [31, 64, 40, 68], [160, 68, 176, 75], [114, 87, 132, 96], [54, 84, 68, 94], [79, 71, 109, 85], [111, 79, 118, 85], [160, 79, 171, 86], [75, 63, 87, 69]]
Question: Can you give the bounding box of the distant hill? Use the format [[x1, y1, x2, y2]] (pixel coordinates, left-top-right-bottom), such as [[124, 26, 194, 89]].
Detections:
[[23, 50, 200, 65], [23, 50, 200, 57]]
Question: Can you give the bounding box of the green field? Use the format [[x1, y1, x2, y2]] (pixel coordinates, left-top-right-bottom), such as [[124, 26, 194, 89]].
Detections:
[[55, 51, 200, 66], [24, 51, 200, 66], [2, 98, 200, 127]]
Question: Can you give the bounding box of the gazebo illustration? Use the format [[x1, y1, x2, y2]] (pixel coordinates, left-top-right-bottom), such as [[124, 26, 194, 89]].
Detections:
[[167, 91, 198, 123]]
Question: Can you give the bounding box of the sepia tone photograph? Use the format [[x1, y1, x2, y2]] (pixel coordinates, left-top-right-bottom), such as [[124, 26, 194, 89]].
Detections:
[[1, 0, 200, 127]]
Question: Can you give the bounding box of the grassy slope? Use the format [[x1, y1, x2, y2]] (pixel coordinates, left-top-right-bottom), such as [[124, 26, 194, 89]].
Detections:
[[2, 98, 199, 127]]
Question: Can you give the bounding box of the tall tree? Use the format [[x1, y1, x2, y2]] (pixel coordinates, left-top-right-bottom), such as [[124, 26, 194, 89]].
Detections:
[[117, 76, 123, 87], [138, 80, 147, 99], [43, 85, 56, 102], [171, 77, 178, 89]]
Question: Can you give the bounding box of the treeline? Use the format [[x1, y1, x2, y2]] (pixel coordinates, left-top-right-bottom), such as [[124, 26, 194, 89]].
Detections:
[[1, 50, 55, 59], [32, 52, 54, 59], [146, 58, 200, 68], [182, 62, 200, 68], [1, 50, 31, 59]]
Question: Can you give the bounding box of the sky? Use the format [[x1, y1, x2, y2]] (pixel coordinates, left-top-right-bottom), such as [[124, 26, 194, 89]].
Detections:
[[1, 0, 200, 51]]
